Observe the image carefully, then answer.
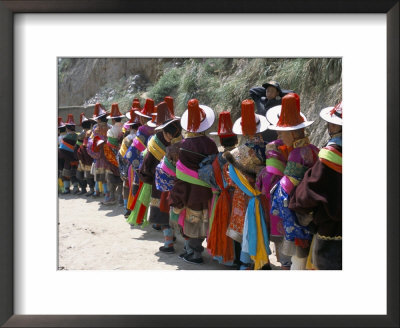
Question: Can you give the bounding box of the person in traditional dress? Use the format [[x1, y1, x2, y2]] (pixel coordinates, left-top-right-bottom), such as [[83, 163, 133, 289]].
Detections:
[[204, 111, 238, 265], [86, 103, 111, 198], [128, 102, 181, 247], [58, 114, 79, 194], [223, 99, 271, 270], [58, 117, 67, 193], [289, 101, 342, 270], [169, 99, 218, 264], [142, 102, 182, 253], [269, 93, 319, 270], [75, 113, 96, 196], [118, 106, 141, 216], [124, 99, 155, 220], [101, 103, 125, 205]]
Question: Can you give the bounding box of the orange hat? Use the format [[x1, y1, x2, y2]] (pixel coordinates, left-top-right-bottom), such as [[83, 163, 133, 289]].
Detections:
[[164, 96, 174, 115], [79, 112, 94, 126], [65, 114, 76, 126], [209, 111, 235, 137], [107, 103, 125, 119], [268, 93, 313, 131], [92, 103, 108, 120], [146, 105, 158, 127], [153, 101, 181, 130], [58, 117, 66, 128], [125, 108, 141, 125], [135, 98, 154, 119], [131, 99, 141, 110], [180, 99, 215, 133], [232, 99, 268, 135]]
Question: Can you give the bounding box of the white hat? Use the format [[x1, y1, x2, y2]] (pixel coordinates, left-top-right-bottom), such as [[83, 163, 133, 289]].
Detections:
[[180, 99, 215, 133], [267, 93, 314, 131], [267, 105, 308, 126], [232, 99, 269, 135], [319, 101, 342, 126]]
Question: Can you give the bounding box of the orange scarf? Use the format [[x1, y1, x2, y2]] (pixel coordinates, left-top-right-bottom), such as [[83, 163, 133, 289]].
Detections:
[[207, 159, 234, 262]]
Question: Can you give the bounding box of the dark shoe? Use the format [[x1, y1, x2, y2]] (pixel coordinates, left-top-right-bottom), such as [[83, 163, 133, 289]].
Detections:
[[77, 189, 87, 195], [91, 192, 101, 198], [62, 189, 70, 195], [85, 190, 95, 197], [72, 186, 80, 194], [179, 250, 193, 259], [183, 254, 203, 265], [152, 224, 161, 231], [159, 245, 175, 253], [102, 198, 116, 205], [124, 209, 131, 218], [261, 263, 272, 270]]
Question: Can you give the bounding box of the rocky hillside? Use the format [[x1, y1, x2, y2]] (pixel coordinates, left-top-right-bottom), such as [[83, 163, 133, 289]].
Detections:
[[58, 58, 341, 148]]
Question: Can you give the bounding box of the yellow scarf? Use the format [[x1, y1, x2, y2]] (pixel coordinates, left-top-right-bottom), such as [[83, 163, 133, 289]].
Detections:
[[232, 166, 269, 270], [147, 135, 166, 161]]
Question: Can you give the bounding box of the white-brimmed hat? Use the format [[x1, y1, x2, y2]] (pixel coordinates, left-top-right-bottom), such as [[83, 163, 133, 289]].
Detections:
[[267, 93, 314, 131], [154, 101, 180, 131], [267, 105, 307, 126], [135, 98, 154, 119], [180, 99, 215, 133], [232, 99, 269, 135], [319, 101, 342, 126]]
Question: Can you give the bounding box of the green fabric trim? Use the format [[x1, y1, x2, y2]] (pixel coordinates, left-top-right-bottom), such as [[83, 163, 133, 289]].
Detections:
[[318, 148, 342, 165], [107, 136, 119, 147], [266, 157, 285, 173], [163, 156, 176, 172], [127, 183, 152, 227], [76, 140, 83, 146], [176, 169, 211, 188], [284, 161, 309, 180], [153, 134, 166, 151]]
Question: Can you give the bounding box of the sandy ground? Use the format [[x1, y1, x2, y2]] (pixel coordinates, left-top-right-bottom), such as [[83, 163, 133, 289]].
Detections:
[[58, 192, 282, 270]]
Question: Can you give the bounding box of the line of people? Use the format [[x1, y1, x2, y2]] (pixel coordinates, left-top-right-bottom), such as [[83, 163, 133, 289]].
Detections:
[[58, 82, 342, 270]]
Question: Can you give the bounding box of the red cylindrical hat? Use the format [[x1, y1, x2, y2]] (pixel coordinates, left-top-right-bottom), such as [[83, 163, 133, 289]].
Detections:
[[136, 98, 154, 118], [164, 96, 174, 115], [217, 111, 235, 137], [240, 100, 257, 135], [65, 114, 76, 126], [277, 93, 304, 127], [131, 99, 141, 110], [187, 99, 206, 132], [93, 103, 107, 119], [155, 101, 176, 126], [108, 103, 124, 119], [79, 112, 90, 126], [126, 109, 141, 125], [58, 117, 66, 128]]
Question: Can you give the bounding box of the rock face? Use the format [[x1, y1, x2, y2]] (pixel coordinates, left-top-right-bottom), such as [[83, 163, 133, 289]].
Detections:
[[58, 58, 160, 106]]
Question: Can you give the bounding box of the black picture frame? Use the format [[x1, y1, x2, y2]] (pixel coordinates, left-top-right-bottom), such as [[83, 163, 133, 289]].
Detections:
[[1, 1, 398, 327]]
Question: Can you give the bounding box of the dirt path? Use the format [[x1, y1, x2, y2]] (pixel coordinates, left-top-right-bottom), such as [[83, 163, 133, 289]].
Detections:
[[58, 192, 282, 270]]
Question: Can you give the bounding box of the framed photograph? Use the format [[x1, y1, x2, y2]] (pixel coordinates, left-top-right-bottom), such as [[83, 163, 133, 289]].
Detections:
[[1, 1, 398, 327]]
